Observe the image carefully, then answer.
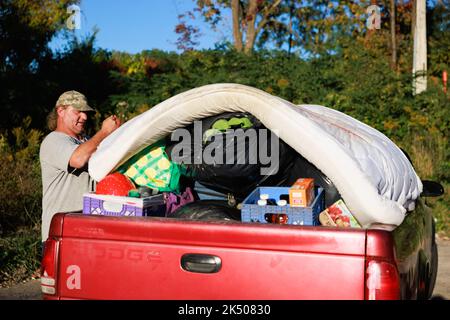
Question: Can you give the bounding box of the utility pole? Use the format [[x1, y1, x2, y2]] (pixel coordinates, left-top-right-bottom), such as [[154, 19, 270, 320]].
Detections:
[[413, 0, 427, 95]]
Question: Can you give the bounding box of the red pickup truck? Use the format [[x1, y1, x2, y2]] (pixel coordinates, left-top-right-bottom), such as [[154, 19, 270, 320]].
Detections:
[[40, 181, 442, 300]]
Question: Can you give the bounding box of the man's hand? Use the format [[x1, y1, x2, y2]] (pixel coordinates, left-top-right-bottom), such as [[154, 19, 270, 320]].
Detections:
[[70, 115, 122, 169], [101, 115, 121, 136]]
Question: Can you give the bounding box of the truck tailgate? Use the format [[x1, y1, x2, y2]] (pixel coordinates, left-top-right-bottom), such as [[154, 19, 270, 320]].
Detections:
[[57, 214, 367, 300]]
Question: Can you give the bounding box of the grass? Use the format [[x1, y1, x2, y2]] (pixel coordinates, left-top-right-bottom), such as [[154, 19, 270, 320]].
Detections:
[[401, 130, 449, 238], [426, 183, 450, 238], [407, 130, 447, 181], [0, 225, 41, 288]]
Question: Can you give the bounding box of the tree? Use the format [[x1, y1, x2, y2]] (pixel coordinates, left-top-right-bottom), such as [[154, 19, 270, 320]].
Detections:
[[194, 0, 286, 54], [0, 0, 79, 129], [174, 11, 201, 52], [427, 0, 450, 77], [1, 0, 79, 72], [192, 1, 369, 55]]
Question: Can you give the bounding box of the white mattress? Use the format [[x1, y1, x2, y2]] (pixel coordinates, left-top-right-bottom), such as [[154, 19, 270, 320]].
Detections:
[[89, 83, 422, 227]]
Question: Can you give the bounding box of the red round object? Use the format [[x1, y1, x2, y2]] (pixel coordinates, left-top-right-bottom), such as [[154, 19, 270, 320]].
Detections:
[[96, 173, 135, 196]]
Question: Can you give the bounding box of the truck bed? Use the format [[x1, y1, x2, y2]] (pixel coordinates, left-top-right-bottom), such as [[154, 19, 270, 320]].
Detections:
[[52, 213, 371, 300]]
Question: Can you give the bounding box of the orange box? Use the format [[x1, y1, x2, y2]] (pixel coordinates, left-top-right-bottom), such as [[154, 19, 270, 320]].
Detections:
[[289, 178, 315, 207]]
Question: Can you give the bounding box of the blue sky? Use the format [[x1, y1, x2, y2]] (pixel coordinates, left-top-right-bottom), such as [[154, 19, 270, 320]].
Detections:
[[50, 0, 232, 53]]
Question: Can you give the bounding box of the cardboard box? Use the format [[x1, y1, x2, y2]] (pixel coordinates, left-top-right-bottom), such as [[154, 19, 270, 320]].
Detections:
[[319, 199, 361, 228], [289, 178, 315, 207]]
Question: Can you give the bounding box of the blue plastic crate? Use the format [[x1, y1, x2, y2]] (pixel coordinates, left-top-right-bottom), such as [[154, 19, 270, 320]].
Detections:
[[241, 187, 324, 226]]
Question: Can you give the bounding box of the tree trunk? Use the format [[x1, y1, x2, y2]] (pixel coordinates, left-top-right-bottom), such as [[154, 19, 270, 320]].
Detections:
[[231, 0, 243, 52], [244, 0, 258, 54], [411, 0, 416, 39], [390, 0, 397, 70], [230, 0, 283, 54]]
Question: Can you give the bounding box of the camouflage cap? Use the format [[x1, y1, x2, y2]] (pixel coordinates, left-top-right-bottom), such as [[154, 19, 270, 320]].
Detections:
[[55, 90, 95, 112]]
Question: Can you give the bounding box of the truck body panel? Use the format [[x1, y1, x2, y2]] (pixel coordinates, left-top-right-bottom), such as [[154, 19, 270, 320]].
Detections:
[[42, 199, 437, 300], [57, 217, 366, 299]]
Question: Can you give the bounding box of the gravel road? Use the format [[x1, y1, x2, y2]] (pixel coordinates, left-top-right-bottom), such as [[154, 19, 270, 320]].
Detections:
[[1, 238, 449, 300]]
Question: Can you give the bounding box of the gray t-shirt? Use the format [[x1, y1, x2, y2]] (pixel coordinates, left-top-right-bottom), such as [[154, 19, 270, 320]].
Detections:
[[40, 131, 94, 240]]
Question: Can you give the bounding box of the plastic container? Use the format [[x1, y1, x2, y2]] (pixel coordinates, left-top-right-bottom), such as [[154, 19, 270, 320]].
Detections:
[[260, 194, 269, 200], [83, 193, 166, 217], [241, 187, 325, 226], [258, 199, 267, 206], [277, 200, 287, 207]]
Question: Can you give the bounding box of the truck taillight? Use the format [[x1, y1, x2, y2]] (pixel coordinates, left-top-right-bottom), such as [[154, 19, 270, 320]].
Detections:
[[40, 239, 59, 296], [365, 259, 400, 300]]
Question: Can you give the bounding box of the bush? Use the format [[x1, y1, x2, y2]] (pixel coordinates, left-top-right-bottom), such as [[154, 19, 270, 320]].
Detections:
[[0, 118, 43, 286], [0, 227, 41, 287], [0, 118, 43, 236]]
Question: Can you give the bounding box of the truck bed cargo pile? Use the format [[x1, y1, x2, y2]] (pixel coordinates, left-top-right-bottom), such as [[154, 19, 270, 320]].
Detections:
[[88, 83, 422, 228], [82, 110, 363, 228], [83, 83, 419, 228]]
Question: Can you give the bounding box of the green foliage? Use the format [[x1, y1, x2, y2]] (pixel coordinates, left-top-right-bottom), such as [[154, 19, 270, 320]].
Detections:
[[0, 0, 79, 71], [425, 182, 450, 236], [1, 31, 122, 130], [428, 0, 450, 76], [0, 226, 41, 286], [0, 117, 43, 236], [0, 118, 43, 286], [0, 0, 81, 128], [39, 33, 122, 116]]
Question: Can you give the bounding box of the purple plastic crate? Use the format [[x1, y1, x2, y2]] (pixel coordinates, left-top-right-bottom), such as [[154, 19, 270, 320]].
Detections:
[[83, 193, 166, 217]]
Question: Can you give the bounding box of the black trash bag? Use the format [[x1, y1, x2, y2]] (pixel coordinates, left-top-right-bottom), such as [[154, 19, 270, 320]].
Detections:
[[169, 200, 241, 221], [166, 112, 296, 200], [166, 112, 341, 207]]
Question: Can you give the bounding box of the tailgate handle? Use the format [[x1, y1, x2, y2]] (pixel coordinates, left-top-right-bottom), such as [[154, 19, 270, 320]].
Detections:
[[181, 254, 222, 274]]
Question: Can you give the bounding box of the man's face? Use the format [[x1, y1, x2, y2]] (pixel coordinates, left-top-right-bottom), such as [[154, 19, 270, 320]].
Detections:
[[58, 106, 88, 136]]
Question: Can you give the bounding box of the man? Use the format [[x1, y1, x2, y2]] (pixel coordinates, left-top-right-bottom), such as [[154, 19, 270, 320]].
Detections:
[[40, 90, 121, 242]]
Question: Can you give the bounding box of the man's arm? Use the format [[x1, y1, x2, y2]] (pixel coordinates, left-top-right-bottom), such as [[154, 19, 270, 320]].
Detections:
[[69, 116, 120, 169]]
